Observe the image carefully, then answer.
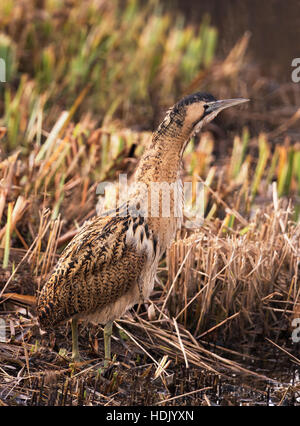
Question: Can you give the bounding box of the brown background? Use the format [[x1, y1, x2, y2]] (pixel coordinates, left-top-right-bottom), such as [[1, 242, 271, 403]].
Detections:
[[162, 0, 300, 81]]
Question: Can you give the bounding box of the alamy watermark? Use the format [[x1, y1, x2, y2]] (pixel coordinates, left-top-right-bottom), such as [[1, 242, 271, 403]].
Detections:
[[0, 58, 6, 83], [0, 318, 6, 343], [291, 58, 300, 83], [96, 174, 205, 228], [292, 318, 300, 343]]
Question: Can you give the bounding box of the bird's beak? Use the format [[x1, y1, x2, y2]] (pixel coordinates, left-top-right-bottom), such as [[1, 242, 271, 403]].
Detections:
[[205, 98, 249, 115], [191, 97, 249, 137]]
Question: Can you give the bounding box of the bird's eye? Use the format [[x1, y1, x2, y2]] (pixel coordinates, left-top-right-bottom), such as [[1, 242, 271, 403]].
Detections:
[[203, 104, 211, 117]]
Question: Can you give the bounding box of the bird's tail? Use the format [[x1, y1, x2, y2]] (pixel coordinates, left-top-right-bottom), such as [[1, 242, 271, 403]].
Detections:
[[37, 279, 72, 329]]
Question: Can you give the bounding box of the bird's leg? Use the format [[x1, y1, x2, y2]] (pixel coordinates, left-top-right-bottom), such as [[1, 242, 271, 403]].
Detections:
[[103, 321, 113, 368], [71, 318, 81, 362]]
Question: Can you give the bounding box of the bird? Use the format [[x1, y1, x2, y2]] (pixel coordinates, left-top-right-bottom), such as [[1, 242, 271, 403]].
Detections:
[[37, 92, 249, 364]]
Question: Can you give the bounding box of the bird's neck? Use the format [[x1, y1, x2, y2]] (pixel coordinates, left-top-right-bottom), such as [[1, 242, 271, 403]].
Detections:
[[135, 129, 189, 184], [132, 128, 189, 253]]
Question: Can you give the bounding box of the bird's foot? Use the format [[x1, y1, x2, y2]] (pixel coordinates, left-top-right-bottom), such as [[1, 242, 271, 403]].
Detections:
[[98, 354, 117, 375], [69, 356, 89, 372], [104, 357, 110, 369], [71, 354, 82, 364], [58, 348, 83, 369]]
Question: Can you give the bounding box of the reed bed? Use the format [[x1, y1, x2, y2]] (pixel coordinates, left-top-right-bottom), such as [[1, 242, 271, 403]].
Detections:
[[167, 198, 300, 339]]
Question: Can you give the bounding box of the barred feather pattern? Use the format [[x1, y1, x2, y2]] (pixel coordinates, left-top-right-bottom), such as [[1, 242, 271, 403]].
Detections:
[[37, 92, 211, 329], [37, 206, 159, 328]]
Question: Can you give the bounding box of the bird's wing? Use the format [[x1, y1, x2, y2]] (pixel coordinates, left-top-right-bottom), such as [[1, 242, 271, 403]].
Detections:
[[37, 213, 148, 327]]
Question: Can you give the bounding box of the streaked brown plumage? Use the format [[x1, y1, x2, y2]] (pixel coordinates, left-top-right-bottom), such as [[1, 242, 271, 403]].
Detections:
[[37, 92, 248, 363], [38, 212, 154, 326]]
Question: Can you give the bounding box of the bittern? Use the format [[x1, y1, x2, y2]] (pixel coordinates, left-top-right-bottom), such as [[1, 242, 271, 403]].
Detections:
[[37, 92, 248, 364]]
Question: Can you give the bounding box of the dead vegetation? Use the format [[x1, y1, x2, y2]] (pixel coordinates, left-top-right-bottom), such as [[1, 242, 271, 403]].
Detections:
[[167, 199, 300, 339]]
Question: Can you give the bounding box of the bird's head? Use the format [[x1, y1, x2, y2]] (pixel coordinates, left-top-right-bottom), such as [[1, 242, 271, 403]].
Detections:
[[138, 92, 249, 182], [156, 92, 249, 144]]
